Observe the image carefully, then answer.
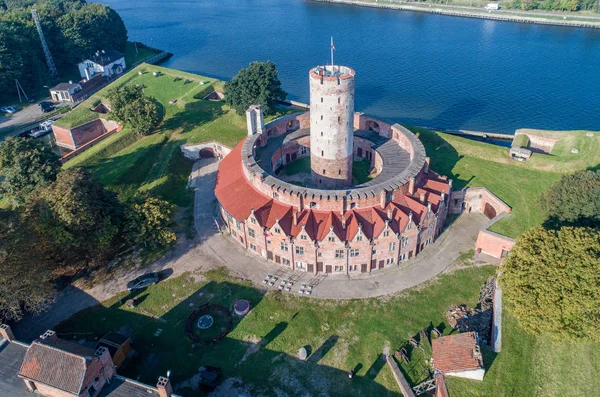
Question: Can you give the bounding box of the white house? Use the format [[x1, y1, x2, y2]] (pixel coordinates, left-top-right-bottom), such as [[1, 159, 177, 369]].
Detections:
[[49, 81, 82, 102], [78, 50, 126, 80]]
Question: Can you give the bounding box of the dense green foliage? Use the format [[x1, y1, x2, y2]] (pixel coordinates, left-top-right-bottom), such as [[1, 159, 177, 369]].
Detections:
[[0, 0, 127, 100], [106, 84, 161, 136], [540, 169, 600, 228], [501, 226, 600, 341], [0, 209, 55, 321], [225, 61, 287, 115], [506, 0, 597, 12], [0, 137, 60, 203], [124, 194, 176, 247], [28, 168, 123, 262]]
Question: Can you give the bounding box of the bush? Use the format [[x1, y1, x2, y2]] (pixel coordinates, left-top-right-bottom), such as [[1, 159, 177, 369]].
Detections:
[[540, 169, 600, 228], [501, 226, 600, 341]]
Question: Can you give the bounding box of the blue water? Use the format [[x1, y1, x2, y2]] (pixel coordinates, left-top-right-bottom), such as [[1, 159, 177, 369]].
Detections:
[[98, 0, 600, 134]]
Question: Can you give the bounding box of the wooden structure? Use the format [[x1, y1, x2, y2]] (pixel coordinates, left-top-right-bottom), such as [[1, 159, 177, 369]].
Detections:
[[96, 331, 132, 368]]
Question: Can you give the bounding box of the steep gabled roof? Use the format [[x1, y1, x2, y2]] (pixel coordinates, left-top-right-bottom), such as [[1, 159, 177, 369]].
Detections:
[[19, 339, 97, 395]]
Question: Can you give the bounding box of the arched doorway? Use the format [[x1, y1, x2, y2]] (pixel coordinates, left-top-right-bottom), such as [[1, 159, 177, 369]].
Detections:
[[484, 203, 497, 219], [199, 148, 215, 158]]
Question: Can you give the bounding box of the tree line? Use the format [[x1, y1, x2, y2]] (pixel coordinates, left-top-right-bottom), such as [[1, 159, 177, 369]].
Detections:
[[0, 0, 127, 101], [0, 137, 175, 322]]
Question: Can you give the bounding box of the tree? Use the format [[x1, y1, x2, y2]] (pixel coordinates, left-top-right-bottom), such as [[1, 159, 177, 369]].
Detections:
[[124, 194, 176, 248], [106, 85, 161, 136], [0, 209, 55, 321], [540, 169, 600, 228], [225, 61, 287, 115], [0, 137, 60, 203], [500, 226, 600, 341], [28, 168, 123, 264]]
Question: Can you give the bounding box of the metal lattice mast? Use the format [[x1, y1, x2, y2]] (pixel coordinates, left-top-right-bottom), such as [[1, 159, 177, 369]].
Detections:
[[31, 10, 58, 77]]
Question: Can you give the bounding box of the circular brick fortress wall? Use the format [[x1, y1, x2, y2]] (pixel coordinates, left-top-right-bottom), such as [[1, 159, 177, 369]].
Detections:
[[242, 112, 428, 212]]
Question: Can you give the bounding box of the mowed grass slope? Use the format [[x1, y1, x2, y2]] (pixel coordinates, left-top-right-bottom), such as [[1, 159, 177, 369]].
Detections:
[[410, 127, 600, 237], [62, 65, 249, 207], [55, 266, 495, 397]]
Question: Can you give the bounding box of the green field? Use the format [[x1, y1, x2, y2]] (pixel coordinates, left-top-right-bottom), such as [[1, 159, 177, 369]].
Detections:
[[56, 265, 496, 396], [411, 127, 599, 237]]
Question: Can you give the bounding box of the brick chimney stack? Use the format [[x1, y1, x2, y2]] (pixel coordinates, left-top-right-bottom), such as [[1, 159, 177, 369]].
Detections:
[[157, 376, 173, 397], [409, 177, 415, 195], [0, 324, 15, 342], [424, 157, 430, 174], [387, 207, 392, 220], [420, 191, 426, 203], [341, 214, 346, 229], [293, 211, 298, 226]]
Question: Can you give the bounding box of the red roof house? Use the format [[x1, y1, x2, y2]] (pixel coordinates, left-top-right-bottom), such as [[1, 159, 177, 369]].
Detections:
[[432, 332, 485, 381], [18, 330, 116, 397]]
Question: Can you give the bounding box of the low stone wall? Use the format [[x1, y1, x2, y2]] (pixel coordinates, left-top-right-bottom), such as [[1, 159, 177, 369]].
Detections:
[[386, 355, 416, 397], [492, 278, 503, 353]]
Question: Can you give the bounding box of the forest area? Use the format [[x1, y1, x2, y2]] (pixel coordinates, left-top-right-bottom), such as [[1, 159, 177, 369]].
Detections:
[[0, 0, 128, 101]]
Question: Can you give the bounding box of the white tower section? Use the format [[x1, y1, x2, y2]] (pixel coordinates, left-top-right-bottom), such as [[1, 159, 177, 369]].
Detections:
[[309, 65, 355, 189]]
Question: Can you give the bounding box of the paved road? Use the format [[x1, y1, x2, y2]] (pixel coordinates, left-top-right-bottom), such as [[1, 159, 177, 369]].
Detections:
[[12, 157, 490, 341]]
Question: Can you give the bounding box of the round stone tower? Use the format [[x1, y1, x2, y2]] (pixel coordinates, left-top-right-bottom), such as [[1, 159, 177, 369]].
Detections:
[[309, 65, 355, 189]]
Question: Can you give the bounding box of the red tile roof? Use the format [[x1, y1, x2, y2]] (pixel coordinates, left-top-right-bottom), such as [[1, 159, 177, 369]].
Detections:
[[215, 139, 449, 243], [432, 332, 483, 374], [19, 339, 97, 395]]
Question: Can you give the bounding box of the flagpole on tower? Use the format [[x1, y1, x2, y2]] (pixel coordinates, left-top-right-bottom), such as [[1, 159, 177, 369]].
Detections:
[[330, 37, 334, 68]]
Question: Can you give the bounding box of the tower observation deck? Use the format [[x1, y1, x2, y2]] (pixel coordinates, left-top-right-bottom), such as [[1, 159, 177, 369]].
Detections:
[[309, 65, 356, 189]]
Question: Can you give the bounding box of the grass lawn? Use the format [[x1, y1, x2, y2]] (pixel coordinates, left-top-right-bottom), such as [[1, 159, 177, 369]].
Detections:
[[410, 127, 599, 238], [55, 265, 496, 396], [353, 159, 374, 185], [280, 157, 310, 176], [446, 313, 600, 397]]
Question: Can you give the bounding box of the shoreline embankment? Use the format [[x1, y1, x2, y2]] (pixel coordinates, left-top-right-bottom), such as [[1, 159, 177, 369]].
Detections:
[[310, 0, 600, 29]]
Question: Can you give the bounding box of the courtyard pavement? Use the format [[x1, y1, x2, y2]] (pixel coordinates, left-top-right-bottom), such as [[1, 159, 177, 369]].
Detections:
[[12, 157, 490, 341]]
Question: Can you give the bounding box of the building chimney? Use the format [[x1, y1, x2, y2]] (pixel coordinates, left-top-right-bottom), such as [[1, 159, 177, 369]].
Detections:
[[40, 330, 57, 340], [427, 202, 432, 213], [387, 207, 393, 220], [424, 157, 430, 174], [440, 192, 445, 202], [0, 324, 15, 342], [379, 191, 386, 208], [409, 177, 415, 195], [293, 211, 298, 226], [341, 214, 346, 229], [408, 211, 413, 224], [156, 376, 173, 397], [420, 192, 426, 203]]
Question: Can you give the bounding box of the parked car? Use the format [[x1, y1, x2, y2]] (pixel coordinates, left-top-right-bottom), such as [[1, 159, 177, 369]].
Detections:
[[126, 272, 160, 291], [39, 102, 55, 113], [1, 106, 17, 114]]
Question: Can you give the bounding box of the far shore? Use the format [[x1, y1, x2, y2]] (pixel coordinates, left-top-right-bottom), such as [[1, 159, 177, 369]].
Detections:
[[310, 0, 600, 29]]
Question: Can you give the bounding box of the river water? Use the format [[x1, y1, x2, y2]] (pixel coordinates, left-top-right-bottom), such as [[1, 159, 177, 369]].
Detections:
[[99, 0, 600, 134]]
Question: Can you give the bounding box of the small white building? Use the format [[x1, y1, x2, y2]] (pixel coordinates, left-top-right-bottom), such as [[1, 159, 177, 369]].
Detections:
[[78, 50, 126, 80], [485, 3, 500, 10], [49, 81, 82, 102]]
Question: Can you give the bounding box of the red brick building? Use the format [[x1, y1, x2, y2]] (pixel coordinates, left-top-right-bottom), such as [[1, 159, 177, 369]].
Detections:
[[432, 332, 485, 381], [215, 65, 452, 276]]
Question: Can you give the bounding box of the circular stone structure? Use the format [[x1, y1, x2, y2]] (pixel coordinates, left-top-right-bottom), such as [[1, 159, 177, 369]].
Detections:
[[215, 64, 452, 277], [197, 315, 214, 329], [234, 300, 251, 316]]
